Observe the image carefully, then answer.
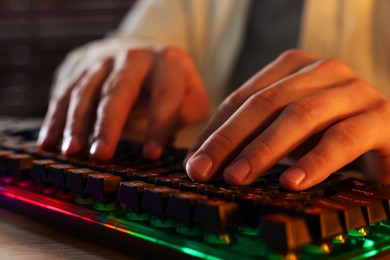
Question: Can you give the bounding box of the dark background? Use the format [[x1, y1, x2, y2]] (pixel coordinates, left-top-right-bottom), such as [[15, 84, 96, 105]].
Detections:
[[0, 0, 135, 117]]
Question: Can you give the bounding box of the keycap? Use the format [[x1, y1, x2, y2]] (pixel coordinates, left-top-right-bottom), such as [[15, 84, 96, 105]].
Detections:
[[30, 159, 57, 183], [166, 191, 207, 226], [232, 192, 265, 228], [259, 214, 312, 254], [155, 176, 185, 188], [330, 192, 387, 225], [112, 167, 135, 181], [0, 150, 15, 175], [263, 198, 303, 216], [205, 187, 235, 200], [7, 153, 34, 179], [193, 198, 240, 234], [85, 173, 121, 202], [328, 177, 381, 194], [65, 168, 97, 194], [132, 170, 163, 183], [141, 186, 179, 219], [309, 197, 366, 231], [297, 206, 344, 244], [91, 162, 117, 172], [47, 163, 77, 188], [117, 180, 154, 213], [179, 181, 213, 194]]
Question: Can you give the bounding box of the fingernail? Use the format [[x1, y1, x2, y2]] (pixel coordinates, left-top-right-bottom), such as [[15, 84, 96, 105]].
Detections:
[[89, 139, 105, 156], [225, 159, 251, 182], [282, 168, 306, 186], [37, 129, 47, 146], [61, 136, 79, 154], [186, 153, 213, 180]]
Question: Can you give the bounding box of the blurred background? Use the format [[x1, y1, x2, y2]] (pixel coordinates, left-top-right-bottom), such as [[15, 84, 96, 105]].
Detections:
[[0, 0, 135, 117]]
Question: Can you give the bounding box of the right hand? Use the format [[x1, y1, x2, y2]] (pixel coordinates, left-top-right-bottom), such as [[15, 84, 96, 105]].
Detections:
[[37, 47, 210, 160]]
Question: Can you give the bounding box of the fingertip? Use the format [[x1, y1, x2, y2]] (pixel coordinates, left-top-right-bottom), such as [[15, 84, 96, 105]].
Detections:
[[89, 139, 114, 161], [185, 153, 213, 182], [223, 159, 251, 186], [37, 129, 57, 151], [142, 140, 163, 160], [279, 167, 307, 191], [61, 135, 84, 156]]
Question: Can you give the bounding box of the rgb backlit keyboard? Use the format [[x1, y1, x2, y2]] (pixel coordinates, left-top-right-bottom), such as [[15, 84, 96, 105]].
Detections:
[[2, 127, 390, 259]]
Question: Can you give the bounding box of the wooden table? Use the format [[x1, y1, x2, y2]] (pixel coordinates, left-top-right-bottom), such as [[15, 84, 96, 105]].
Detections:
[[0, 207, 139, 259]]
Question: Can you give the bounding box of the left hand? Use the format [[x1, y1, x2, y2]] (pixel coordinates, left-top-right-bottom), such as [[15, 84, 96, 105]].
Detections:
[[185, 49, 390, 190]]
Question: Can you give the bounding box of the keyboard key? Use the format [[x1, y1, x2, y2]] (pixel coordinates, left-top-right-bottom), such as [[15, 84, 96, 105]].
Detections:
[[66, 168, 97, 195], [30, 159, 57, 183], [132, 170, 163, 183], [166, 191, 207, 226], [263, 198, 303, 216], [0, 150, 15, 175], [85, 173, 121, 203], [141, 186, 179, 219], [232, 193, 265, 228], [7, 153, 34, 179], [117, 180, 154, 213], [330, 192, 387, 225], [328, 177, 381, 194], [193, 198, 240, 234], [309, 197, 366, 231], [205, 187, 235, 200], [259, 214, 312, 254], [179, 181, 213, 194], [47, 163, 77, 188], [297, 206, 344, 244], [112, 167, 135, 181], [155, 176, 185, 188]]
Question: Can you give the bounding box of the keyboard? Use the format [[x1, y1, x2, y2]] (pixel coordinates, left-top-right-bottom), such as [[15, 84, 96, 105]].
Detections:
[[2, 122, 390, 259]]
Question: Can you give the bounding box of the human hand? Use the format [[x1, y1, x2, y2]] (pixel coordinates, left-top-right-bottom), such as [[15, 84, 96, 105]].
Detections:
[[185, 49, 390, 190], [38, 47, 210, 160]]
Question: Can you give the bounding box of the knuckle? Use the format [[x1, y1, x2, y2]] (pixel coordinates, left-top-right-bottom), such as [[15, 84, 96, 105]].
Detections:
[[309, 150, 331, 170], [277, 49, 313, 62], [278, 49, 305, 61], [288, 97, 321, 123], [126, 49, 152, 60], [159, 46, 185, 59], [375, 99, 390, 114], [317, 57, 354, 75], [207, 131, 235, 152], [253, 138, 276, 159], [248, 88, 280, 112], [159, 46, 192, 67], [219, 91, 246, 112], [319, 57, 343, 68], [327, 122, 361, 147]]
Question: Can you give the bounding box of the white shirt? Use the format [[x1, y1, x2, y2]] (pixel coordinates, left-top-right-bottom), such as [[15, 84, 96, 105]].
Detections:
[[52, 0, 390, 109]]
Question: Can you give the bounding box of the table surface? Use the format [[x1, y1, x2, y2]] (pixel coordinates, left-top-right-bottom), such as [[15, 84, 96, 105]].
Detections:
[[0, 207, 142, 259]]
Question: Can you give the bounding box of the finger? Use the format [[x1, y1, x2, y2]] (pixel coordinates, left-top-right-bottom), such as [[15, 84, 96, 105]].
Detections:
[[90, 50, 153, 160], [61, 59, 112, 156], [186, 58, 357, 182], [279, 103, 390, 190], [37, 71, 86, 151], [143, 48, 209, 159], [223, 79, 380, 185], [185, 50, 318, 160]]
